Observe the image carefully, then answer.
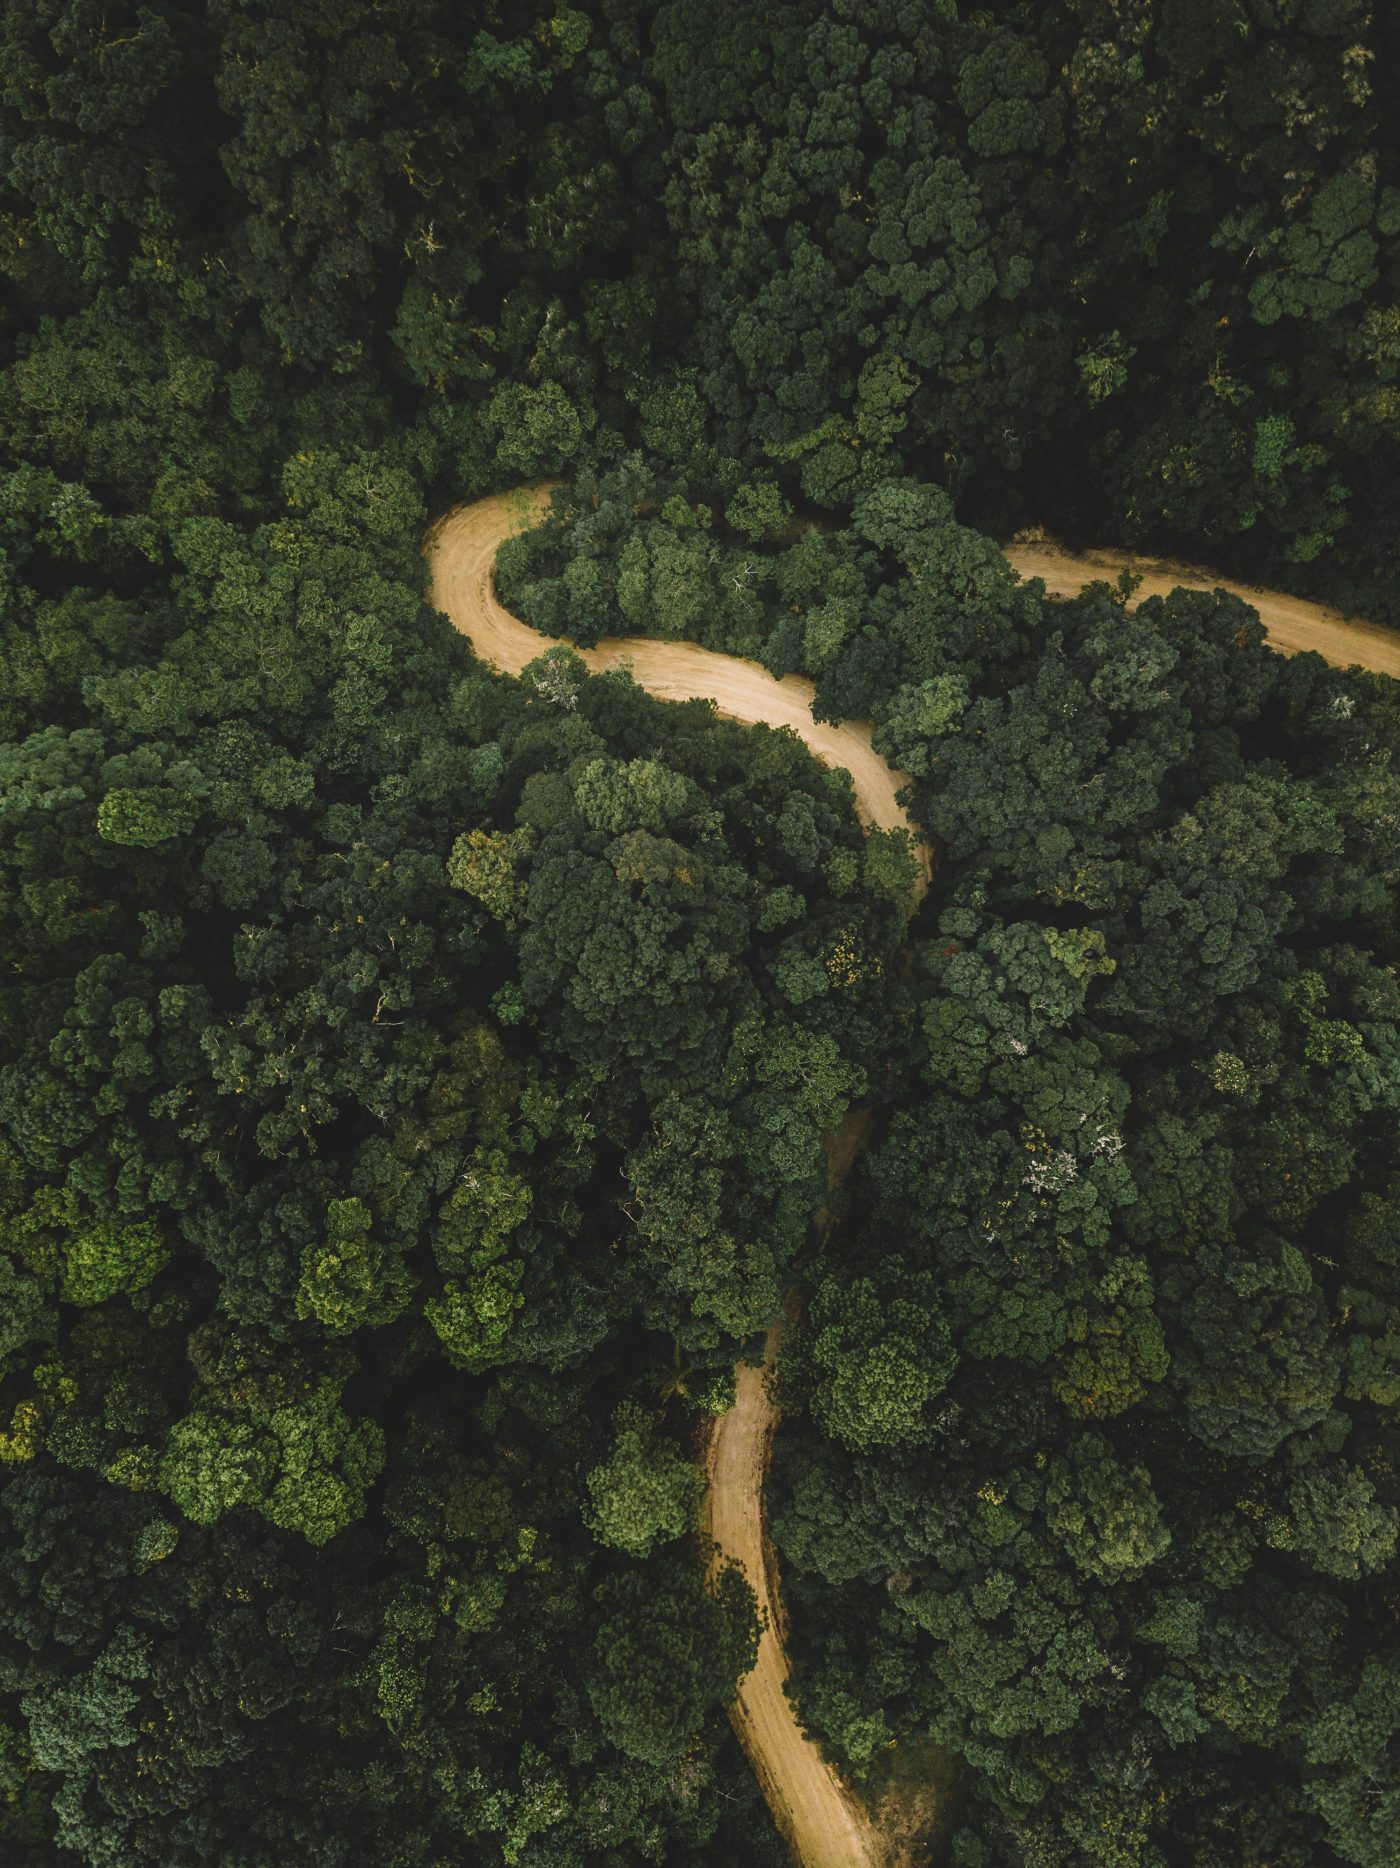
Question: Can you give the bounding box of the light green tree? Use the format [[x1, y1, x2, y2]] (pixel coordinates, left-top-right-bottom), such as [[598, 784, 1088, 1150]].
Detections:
[[584, 1402, 702, 1558]]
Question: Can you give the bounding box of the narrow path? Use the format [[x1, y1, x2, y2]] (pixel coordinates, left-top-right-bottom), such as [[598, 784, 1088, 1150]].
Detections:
[[702, 1316, 884, 1867], [427, 489, 922, 842], [1005, 535, 1400, 676], [426, 489, 1399, 1868], [427, 488, 896, 1868]]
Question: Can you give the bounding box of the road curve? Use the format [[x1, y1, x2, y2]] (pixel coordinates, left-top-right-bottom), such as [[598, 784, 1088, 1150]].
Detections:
[[427, 487, 891, 1868], [428, 489, 922, 845], [426, 489, 1399, 1868], [1005, 535, 1400, 678]]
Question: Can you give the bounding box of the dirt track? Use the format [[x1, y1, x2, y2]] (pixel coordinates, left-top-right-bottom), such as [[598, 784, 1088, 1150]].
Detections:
[[428, 490, 923, 845], [1005, 536, 1400, 678], [427, 490, 1399, 1868], [703, 1317, 884, 1867], [428, 488, 893, 1868]]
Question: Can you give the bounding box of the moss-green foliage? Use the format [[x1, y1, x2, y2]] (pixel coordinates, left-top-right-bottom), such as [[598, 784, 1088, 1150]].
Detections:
[[763, 554, 1400, 1864], [585, 1401, 703, 1558], [2, 3, 1399, 1864]]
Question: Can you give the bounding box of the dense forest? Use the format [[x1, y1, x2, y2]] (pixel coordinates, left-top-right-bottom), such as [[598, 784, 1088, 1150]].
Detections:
[[2, 3, 1398, 1866]]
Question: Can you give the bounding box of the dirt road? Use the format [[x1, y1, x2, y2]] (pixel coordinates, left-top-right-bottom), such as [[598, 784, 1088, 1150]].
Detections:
[[426, 489, 1399, 1868], [428, 490, 923, 846], [703, 1316, 884, 1868], [1005, 536, 1400, 678], [428, 488, 895, 1868]]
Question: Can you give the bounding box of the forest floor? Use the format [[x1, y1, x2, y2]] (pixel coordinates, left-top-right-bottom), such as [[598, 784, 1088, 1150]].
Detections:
[[426, 489, 1400, 1868]]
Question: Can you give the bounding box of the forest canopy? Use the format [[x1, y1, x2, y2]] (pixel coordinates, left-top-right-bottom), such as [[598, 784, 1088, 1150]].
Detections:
[[2, 3, 1399, 1866]]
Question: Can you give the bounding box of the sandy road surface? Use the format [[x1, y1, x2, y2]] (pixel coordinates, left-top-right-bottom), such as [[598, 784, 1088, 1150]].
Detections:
[[427, 489, 1398, 1868], [703, 1319, 884, 1868], [428, 489, 924, 850], [1006, 536, 1400, 679], [427, 487, 893, 1868]]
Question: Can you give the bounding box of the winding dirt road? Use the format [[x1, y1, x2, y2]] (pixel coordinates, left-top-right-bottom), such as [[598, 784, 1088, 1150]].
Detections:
[[1005, 535, 1400, 678], [704, 1317, 884, 1867], [428, 490, 921, 841], [428, 487, 897, 1868], [426, 488, 1398, 1868]]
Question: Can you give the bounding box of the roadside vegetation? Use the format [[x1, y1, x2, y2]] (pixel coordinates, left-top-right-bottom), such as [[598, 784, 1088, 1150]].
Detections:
[[2, 5, 1398, 1866]]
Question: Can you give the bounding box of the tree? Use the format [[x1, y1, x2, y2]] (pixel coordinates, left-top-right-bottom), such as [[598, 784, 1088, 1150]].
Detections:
[[158, 1358, 384, 1548], [796, 1261, 957, 1453], [588, 1554, 758, 1767], [1045, 1436, 1171, 1584], [1303, 1655, 1400, 1867], [584, 1403, 703, 1558], [60, 1215, 167, 1308], [487, 382, 586, 479], [1265, 1462, 1397, 1581], [295, 1196, 411, 1337]]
